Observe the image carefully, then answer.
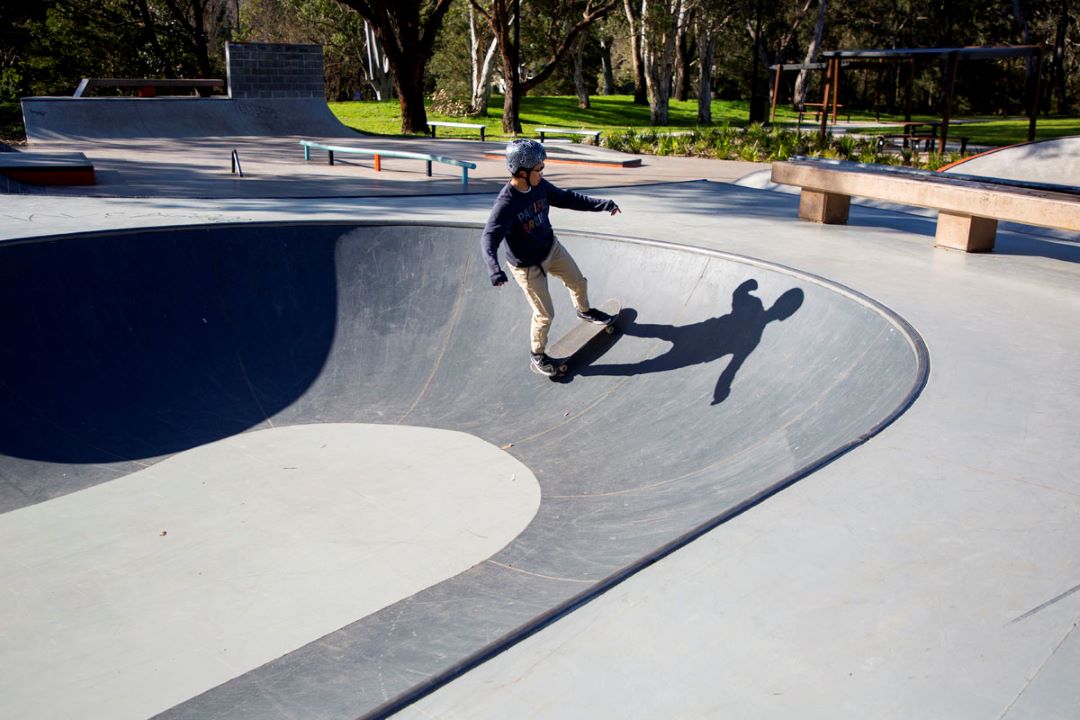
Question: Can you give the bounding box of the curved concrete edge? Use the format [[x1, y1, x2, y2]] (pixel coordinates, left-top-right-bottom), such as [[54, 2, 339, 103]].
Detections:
[[361, 233, 931, 720], [940, 135, 1080, 189], [0, 423, 541, 719]]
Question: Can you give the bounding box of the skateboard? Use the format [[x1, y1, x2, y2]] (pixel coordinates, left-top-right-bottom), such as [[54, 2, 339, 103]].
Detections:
[[533, 298, 621, 379]]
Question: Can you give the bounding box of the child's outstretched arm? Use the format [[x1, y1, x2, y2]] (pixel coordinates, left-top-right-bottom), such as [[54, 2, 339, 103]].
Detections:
[[546, 182, 620, 215], [480, 210, 510, 286]]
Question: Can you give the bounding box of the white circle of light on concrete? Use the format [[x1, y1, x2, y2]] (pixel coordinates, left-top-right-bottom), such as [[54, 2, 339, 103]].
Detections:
[[0, 423, 540, 720]]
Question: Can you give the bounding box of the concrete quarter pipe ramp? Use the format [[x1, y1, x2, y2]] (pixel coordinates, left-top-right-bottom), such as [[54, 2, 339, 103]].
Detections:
[[0, 222, 927, 719], [20, 96, 359, 142]]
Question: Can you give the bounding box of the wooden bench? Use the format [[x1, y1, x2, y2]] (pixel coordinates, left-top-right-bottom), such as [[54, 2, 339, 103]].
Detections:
[[74, 78, 225, 97], [536, 127, 602, 145], [771, 158, 1080, 252], [427, 121, 486, 141], [299, 140, 477, 189]]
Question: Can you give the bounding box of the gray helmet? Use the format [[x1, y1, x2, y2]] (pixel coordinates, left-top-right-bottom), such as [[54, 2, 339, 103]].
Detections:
[[505, 138, 546, 176]]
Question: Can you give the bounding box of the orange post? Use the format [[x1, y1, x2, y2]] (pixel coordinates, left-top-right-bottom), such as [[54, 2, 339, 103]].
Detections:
[[374, 154, 381, 172], [770, 64, 782, 122]]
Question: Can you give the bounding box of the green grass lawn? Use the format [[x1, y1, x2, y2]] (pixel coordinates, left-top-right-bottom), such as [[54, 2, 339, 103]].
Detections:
[[827, 116, 1080, 147], [329, 94, 755, 140], [331, 94, 1080, 149]]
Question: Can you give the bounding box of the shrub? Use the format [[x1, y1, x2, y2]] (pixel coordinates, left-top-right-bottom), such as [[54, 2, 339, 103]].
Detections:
[[430, 88, 472, 117]]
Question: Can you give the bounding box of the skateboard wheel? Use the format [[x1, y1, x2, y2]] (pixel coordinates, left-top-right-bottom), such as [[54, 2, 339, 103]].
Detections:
[[604, 325, 615, 334]]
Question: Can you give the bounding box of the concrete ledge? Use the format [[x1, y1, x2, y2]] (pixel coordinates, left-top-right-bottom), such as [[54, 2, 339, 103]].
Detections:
[[0, 152, 95, 186], [772, 159, 1080, 252]]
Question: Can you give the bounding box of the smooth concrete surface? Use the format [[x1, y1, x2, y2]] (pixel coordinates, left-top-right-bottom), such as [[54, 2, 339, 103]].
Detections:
[[8, 133, 762, 199], [1, 136, 1079, 720], [0, 218, 923, 719], [0, 424, 539, 720], [16, 95, 763, 198], [944, 136, 1080, 188]]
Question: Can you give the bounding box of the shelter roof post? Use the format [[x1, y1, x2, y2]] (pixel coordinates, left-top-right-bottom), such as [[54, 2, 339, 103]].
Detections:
[[832, 59, 841, 123], [1027, 47, 1043, 141], [818, 58, 834, 143], [939, 50, 959, 154], [904, 58, 914, 123]]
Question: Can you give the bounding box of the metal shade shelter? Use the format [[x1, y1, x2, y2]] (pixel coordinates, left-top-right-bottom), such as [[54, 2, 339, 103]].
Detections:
[[810, 45, 1044, 152]]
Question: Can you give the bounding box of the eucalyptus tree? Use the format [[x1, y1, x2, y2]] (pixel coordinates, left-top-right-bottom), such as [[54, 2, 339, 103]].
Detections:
[[622, 0, 647, 103], [640, 0, 683, 125], [691, 0, 737, 123], [334, 0, 455, 133], [792, 0, 827, 109], [469, 0, 617, 133]]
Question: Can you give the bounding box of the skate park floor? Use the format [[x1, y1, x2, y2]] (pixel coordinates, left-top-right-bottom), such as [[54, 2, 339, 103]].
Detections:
[[2, 132, 1079, 720]]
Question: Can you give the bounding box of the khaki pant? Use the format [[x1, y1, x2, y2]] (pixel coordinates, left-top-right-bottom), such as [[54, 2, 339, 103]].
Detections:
[[508, 239, 590, 354]]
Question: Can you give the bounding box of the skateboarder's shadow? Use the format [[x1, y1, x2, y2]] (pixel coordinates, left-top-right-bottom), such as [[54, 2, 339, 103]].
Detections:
[[579, 279, 805, 405]]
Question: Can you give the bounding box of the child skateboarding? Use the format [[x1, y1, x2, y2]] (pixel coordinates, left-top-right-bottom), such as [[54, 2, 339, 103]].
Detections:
[[481, 138, 621, 377]]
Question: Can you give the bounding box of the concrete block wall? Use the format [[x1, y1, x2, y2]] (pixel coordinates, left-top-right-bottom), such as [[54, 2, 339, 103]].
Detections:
[[225, 43, 325, 99]]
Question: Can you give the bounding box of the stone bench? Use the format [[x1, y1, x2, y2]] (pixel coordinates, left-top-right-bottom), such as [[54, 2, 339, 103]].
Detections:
[[536, 127, 602, 145], [771, 158, 1080, 252], [299, 140, 477, 189], [427, 121, 486, 141]]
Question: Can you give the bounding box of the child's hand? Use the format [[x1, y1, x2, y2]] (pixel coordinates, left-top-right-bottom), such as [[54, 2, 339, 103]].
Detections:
[[490, 270, 508, 287], [609, 204, 621, 216]]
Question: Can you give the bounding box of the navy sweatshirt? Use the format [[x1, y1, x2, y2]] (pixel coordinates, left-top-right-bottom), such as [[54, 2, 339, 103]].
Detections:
[[481, 178, 616, 278]]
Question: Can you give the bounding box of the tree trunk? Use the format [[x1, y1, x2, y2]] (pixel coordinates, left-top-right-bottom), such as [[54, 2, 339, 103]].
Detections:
[[642, 0, 680, 125], [1011, 0, 1034, 82], [674, 4, 693, 101], [696, 26, 716, 124], [624, 0, 648, 104], [1050, 0, 1068, 112], [364, 21, 394, 101], [191, 0, 212, 78], [473, 0, 615, 131], [498, 31, 522, 133], [395, 63, 428, 134], [337, 0, 455, 134], [133, 0, 169, 77], [746, 2, 764, 123], [469, 5, 498, 114], [599, 36, 616, 94], [794, 0, 827, 109], [573, 33, 591, 108], [160, 0, 213, 79]]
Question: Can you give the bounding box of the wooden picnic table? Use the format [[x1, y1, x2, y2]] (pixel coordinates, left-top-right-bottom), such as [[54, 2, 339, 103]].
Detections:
[[900, 120, 940, 135], [879, 121, 968, 153]]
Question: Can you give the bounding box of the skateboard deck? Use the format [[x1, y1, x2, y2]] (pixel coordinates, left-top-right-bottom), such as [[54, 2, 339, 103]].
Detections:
[[537, 298, 621, 378]]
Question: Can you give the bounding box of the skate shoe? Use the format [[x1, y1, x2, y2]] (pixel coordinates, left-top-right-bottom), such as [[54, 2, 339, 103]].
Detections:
[[530, 352, 558, 377], [577, 307, 614, 325]]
